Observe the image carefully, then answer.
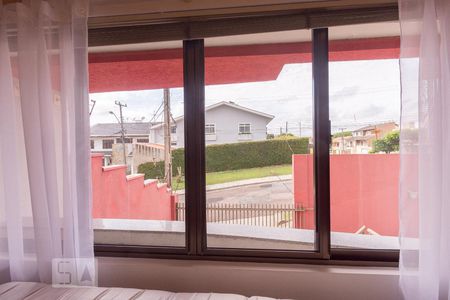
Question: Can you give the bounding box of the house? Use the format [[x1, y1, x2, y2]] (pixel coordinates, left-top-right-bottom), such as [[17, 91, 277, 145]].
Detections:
[[332, 121, 398, 154], [90, 121, 157, 164], [149, 101, 274, 148]]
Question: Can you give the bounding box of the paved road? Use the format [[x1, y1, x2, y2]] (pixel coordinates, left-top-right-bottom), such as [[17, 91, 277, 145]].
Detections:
[[177, 179, 294, 205]]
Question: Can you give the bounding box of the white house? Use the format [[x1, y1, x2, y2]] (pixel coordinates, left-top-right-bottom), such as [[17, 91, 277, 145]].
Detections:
[[90, 122, 156, 165], [149, 101, 274, 147]]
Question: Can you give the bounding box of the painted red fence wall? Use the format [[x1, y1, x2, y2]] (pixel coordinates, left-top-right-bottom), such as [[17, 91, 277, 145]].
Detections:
[[293, 154, 399, 236], [91, 154, 176, 220]]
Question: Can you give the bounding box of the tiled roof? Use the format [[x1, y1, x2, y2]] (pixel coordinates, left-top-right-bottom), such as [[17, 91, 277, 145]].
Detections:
[[90, 122, 160, 136], [354, 121, 397, 132]]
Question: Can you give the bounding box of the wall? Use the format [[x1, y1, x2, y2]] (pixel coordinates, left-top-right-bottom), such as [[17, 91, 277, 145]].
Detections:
[[98, 257, 401, 300], [153, 104, 272, 148], [205, 104, 271, 145], [91, 154, 176, 220], [131, 143, 165, 173], [293, 154, 399, 236]]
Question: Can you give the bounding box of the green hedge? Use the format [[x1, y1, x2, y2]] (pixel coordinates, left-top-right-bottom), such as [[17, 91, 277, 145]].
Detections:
[[138, 138, 309, 179]]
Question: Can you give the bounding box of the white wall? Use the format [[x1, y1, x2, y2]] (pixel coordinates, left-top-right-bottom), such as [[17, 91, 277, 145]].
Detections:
[[150, 105, 271, 148], [98, 257, 402, 300], [92, 138, 105, 150], [204, 105, 270, 145]]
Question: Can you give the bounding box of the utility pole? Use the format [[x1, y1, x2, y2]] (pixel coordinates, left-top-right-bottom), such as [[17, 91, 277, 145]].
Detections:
[[285, 122, 288, 134], [114, 101, 128, 168], [163, 88, 172, 188], [339, 127, 346, 154], [280, 127, 282, 135], [298, 121, 302, 137]]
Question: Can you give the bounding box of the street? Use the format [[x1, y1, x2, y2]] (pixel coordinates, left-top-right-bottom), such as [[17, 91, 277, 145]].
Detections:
[[177, 179, 294, 205]]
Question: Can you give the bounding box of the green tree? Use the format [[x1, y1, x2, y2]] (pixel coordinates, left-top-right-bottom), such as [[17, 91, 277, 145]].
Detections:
[[370, 131, 399, 153], [275, 133, 295, 139], [333, 131, 352, 138]]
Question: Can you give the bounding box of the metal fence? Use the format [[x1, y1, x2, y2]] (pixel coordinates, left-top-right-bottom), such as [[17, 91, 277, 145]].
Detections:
[[175, 202, 311, 229]]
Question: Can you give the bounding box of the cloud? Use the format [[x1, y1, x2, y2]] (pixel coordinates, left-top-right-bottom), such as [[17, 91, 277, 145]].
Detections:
[[89, 59, 401, 137]]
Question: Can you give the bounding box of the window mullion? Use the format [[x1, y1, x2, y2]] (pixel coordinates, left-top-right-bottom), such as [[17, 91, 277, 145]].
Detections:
[[183, 39, 207, 255], [312, 28, 331, 259]]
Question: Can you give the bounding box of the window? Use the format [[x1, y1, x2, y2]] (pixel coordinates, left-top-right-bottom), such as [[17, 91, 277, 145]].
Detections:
[[171, 126, 177, 134], [89, 39, 185, 248], [238, 123, 251, 134], [329, 21, 400, 251], [90, 13, 399, 263], [102, 139, 114, 149], [116, 137, 132, 144], [203, 29, 316, 252], [90, 140, 94, 149], [205, 124, 215, 135]]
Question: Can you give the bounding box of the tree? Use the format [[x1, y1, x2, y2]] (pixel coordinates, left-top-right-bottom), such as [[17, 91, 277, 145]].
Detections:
[[370, 131, 399, 153], [333, 131, 352, 138], [275, 133, 295, 140]]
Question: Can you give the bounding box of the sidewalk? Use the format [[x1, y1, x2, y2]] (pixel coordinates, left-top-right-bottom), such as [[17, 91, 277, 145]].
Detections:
[[174, 174, 292, 195]]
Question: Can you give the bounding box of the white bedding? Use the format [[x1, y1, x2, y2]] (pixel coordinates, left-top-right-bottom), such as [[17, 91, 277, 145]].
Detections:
[[0, 282, 281, 300]]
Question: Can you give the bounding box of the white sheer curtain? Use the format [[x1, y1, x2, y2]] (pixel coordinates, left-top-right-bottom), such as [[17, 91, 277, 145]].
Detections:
[[0, 0, 94, 284], [399, 0, 450, 299]]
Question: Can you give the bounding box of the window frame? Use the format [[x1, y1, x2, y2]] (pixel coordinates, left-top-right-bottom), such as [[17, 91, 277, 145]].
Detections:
[[116, 137, 133, 144], [92, 7, 400, 266], [205, 123, 216, 135], [102, 139, 114, 149], [238, 123, 251, 135]]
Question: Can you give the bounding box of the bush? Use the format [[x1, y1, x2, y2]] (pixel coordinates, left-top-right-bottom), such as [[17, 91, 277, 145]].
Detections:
[[137, 148, 184, 179], [370, 131, 399, 154], [138, 138, 309, 179]]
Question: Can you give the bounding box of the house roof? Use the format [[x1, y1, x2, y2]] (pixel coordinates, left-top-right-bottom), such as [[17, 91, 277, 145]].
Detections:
[[354, 121, 397, 132], [91, 122, 159, 137], [150, 101, 274, 130]]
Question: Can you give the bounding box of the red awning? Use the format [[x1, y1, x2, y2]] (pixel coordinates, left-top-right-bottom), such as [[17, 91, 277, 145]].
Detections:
[[89, 37, 399, 93]]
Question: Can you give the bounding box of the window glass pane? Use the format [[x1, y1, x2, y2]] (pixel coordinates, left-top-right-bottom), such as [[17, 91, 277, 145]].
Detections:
[[239, 123, 251, 134], [201, 29, 315, 251], [205, 124, 215, 134], [328, 22, 400, 249], [89, 40, 185, 247]]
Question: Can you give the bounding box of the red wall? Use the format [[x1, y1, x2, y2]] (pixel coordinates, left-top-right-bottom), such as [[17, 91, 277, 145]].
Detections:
[[293, 154, 399, 236], [91, 154, 176, 220]]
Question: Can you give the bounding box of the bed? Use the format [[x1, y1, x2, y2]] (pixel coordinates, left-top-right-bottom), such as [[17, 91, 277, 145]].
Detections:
[[0, 282, 281, 299]]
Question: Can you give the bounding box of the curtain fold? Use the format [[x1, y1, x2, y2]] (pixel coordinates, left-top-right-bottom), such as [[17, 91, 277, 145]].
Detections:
[[399, 0, 450, 299], [0, 0, 94, 284]]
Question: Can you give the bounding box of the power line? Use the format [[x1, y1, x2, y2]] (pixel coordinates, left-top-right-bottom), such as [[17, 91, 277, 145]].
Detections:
[[150, 101, 164, 123]]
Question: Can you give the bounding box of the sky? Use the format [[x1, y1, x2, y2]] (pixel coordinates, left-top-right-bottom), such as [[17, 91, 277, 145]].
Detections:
[[89, 59, 401, 137]]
